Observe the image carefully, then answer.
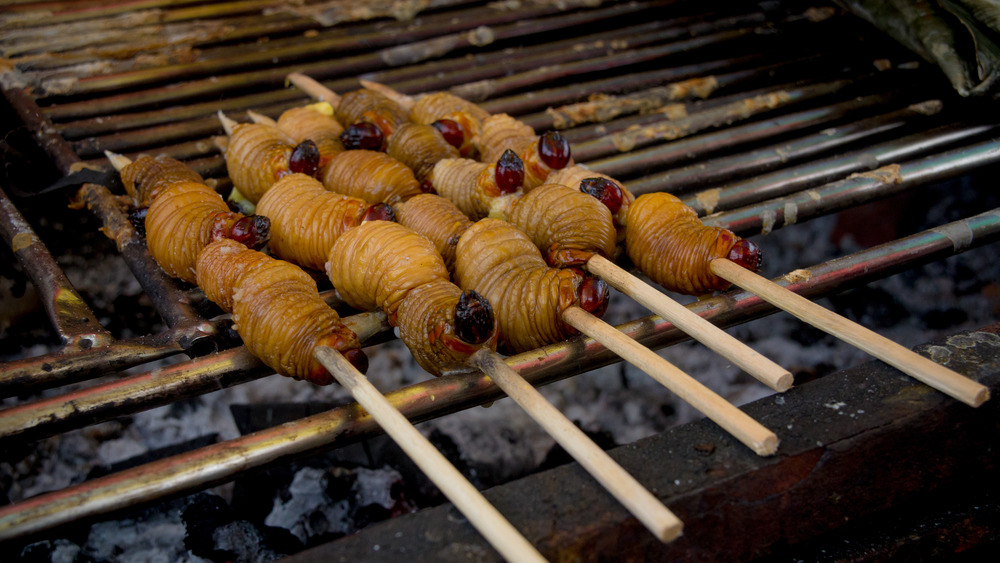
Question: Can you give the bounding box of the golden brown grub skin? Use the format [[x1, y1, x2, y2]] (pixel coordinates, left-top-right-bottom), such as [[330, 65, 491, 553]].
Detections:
[[321, 149, 421, 205], [507, 183, 617, 268], [393, 193, 473, 272], [255, 173, 370, 271]]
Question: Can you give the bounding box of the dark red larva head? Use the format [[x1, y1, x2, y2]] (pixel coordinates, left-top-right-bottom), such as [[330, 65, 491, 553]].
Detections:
[[432, 119, 465, 149], [342, 348, 370, 375], [495, 149, 525, 195], [289, 140, 321, 177], [579, 177, 624, 215], [455, 289, 495, 345], [363, 202, 396, 223], [129, 206, 148, 236], [538, 131, 571, 170], [229, 215, 271, 250], [340, 122, 385, 151], [420, 179, 437, 194], [727, 238, 762, 272], [578, 275, 609, 318]]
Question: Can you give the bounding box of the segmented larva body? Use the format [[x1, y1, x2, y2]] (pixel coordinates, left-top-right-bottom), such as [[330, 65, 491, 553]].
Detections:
[[255, 173, 371, 271], [327, 221, 449, 319], [455, 219, 604, 353], [546, 165, 634, 235], [409, 92, 490, 158], [224, 122, 296, 203], [387, 122, 461, 182], [507, 183, 617, 269], [475, 114, 572, 190], [429, 157, 516, 220], [393, 193, 473, 272], [626, 192, 742, 295], [119, 154, 204, 206], [196, 239, 361, 385], [275, 102, 345, 168], [144, 181, 249, 284], [328, 221, 498, 375], [321, 149, 421, 204], [336, 89, 410, 138]]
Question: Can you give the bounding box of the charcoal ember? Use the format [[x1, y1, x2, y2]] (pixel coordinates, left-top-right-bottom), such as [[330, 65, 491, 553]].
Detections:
[[18, 538, 82, 563], [829, 286, 908, 329]]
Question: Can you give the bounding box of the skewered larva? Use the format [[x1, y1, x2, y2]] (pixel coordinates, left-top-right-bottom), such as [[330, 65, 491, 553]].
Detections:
[[545, 165, 633, 236], [455, 218, 609, 354], [223, 120, 320, 203], [386, 122, 461, 183], [196, 239, 366, 384], [144, 181, 270, 284], [255, 173, 393, 271], [274, 102, 345, 169], [474, 113, 572, 189], [393, 193, 473, 272], [327, 221, 498, 375], [626, 192, 761, 295], [117, 154, 204, 207], [428, 149, 525, 220], [335, 88, 410, 141], [507, 183, 617, 269], [321, 149, 421, 205], [360, 80, 489, 158]]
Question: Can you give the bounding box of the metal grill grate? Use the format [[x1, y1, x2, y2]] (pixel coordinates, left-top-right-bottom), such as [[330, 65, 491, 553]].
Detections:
[[1, 0, 999, 558]]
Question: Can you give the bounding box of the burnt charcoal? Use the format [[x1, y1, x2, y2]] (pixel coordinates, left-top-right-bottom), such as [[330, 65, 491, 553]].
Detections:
[[183, 492, 293, 563], [229, 402, 346, 435], [790, 323, 832, 347], [828, 287, 908, 328], [537, 425, 617, 471], [922, 308, 969, 330]]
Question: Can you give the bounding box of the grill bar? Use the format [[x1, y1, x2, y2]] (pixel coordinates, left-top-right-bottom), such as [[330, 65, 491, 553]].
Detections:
[[2, 206, 998, 541], [682, 121, 1000, 215]]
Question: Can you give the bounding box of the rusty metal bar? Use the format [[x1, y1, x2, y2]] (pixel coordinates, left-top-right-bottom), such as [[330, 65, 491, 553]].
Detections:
[[571, 78, 864, 163], [40, 0, 654, 97], [76, 183, 214, 340], [627, 99, 947, 195], [40, 0, 661, 119], [707, 137, 1000, 236], [586, 90, 903, 180], [0, 184, 110, 348], [1, 206, 998, 541], [682, 121, 1000, 215]]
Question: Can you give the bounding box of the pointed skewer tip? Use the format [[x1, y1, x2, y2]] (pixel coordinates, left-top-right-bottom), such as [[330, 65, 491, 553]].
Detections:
[[104, 150, 132, 172]]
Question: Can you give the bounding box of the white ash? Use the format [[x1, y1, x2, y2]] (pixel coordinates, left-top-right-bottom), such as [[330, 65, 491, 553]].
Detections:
[[213, 520, 282, 563], [82, 512, 205, 563]]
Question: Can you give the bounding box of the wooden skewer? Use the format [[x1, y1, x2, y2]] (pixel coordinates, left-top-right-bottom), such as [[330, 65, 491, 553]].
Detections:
[[245, 109, 278, 127], [561, 306, 780, 456], [287, 72, 341, 107], [313, 346, 548, 563], [709, 258, 990, 407], [469, 349, 684, 543], [587, 254, 793, 392], [217, 110, 237, 136], [360, 78, 417, 110]]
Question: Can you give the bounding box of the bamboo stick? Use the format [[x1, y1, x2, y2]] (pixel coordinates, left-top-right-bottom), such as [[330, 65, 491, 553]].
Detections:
[[709, 259, 989, 407], [586, 255, 792, 392], [560, 306, 780, 456], [313, 346, 548, 563], [470, 349, 683, 543]]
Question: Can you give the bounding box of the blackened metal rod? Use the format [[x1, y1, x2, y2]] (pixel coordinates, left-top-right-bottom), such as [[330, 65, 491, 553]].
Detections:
[[682, 121, 1000, 215], [706, 137, 1000, 236], [1, 207, 998, 541], [0, 185, 110, 347], [585, 90, 902, 180], [629, 99, 946, 196], [41, 0, 658, 119], [571, 78, 858, 163], [45, 0, 655, 97], [76, 183, 214, 338]]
